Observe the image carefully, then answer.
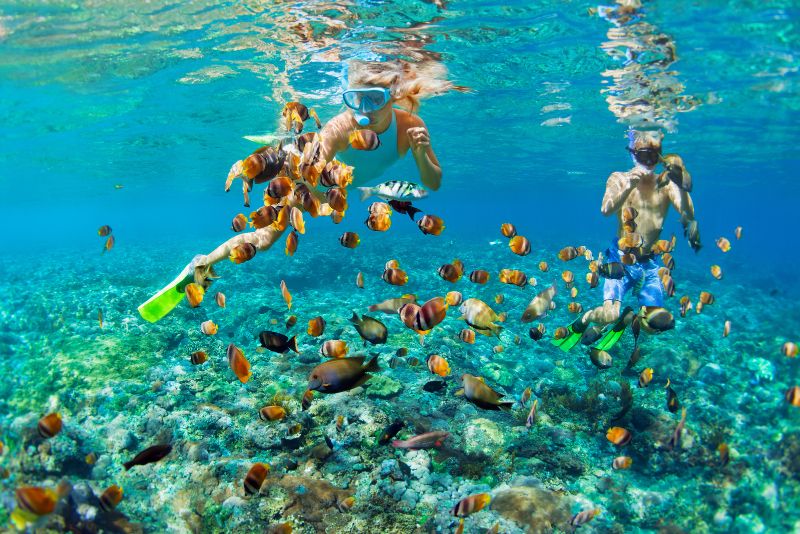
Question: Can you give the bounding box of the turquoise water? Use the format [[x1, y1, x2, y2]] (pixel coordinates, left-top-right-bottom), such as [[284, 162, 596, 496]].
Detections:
[[1, 0, 799, 532]]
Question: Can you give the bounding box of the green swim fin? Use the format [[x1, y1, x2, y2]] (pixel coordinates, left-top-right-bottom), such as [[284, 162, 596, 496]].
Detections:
[[593, 306, 634, 351], [137, 256, 202, 323], [551, 318, 588, 352]]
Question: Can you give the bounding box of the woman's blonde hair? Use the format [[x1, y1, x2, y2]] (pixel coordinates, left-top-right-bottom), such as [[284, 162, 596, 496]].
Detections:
[[346, 59, 469, 113]]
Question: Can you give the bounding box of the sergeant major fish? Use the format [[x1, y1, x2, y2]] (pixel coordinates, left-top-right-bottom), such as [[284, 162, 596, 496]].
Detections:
[[358, 180, 429, 202]]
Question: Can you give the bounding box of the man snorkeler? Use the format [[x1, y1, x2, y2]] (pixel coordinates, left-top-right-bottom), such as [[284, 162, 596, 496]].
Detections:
[[553, 129, 701, 352], [138, 59, 463, 323]]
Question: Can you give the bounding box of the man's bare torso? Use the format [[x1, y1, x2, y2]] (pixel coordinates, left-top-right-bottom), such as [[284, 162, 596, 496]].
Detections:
[[615, 168, 670, 249]]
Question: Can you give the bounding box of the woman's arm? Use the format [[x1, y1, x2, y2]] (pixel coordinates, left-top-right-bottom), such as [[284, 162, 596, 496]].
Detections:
[[406, 116, 442, 191]]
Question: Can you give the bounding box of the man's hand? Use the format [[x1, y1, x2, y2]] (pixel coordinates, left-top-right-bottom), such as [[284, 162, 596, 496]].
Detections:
[[407, 126, 431, 155]]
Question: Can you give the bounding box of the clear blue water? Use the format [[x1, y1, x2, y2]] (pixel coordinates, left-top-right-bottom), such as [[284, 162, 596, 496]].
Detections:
[[1, 1, 799, 532]]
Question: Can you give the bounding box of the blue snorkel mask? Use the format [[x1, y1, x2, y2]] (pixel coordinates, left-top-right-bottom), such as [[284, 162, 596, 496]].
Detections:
[[342, 87, 391, 126]]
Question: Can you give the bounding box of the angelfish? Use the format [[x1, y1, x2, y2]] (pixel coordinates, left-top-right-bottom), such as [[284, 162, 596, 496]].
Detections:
[[357, 180, 429, 202]]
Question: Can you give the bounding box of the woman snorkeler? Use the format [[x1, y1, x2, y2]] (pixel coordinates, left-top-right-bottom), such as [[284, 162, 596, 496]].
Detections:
[[139, 59, 466, 322]]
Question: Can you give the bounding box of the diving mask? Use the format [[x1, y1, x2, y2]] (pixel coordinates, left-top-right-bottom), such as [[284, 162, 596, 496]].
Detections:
[[627, 146, 661, 167], [343, 87, 391, 126]]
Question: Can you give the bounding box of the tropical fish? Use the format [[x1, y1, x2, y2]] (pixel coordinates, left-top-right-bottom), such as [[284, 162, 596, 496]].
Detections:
[[494, 294, 504, 304], [528, 323, 546, 341], [558, 246, 579, 261], [321, 340, 349, 359], [259, 406, 287, 421], [98, 309, 103, 328], [499, 269, 527, 287], [244, 462, 270, 495], [521, 285, 556, 322], [391, 430, 449, 449], [231, 213, 248, 232], [717, 443, 730, 467], [723, 320, 731, 338], [526, 399, 539, 428], [716, 237, 731, 253], [699, 291, 715, 305], [285, 315, 297, 329], [369, 294, 415, 313], [258, 331, 299, 354], [451, 493, 491, 517], [280, 280, 292, 309], [368, 201, 392, 216], [230, 242, 257, 264], [554, 327, 568, 340], [356, 272, 364, 288], [459, 329, 476, 344], [85, 452, 97, 465], [570, 509, 601, 527], [387, 200, 422, 221], [668, 408, 688, 450], [734, 226, 742, 240], [308, 316, 326, 337], [227, 343, 252, 383], [469, 270, 490, 284], [500, 223, 517, 238], [571, 287, 579, 298], [301, 389, 314, 411], [590, 348, 613, 369], [710, 265, 722, 280], [350, 313, 388, 345], [418, 214, 445, 236], [413, 297, 448, 331], [200, 320, 218, 335], [377, 420, 406, 445], [427, 354, 450, 377], [38, 413, 62, 439], [568, 302, 583, 314], [606, 427, 632, 446], [123, 444, 172, 470], [190, 351, 208, 365], [459, 298, 504, 336], [665, 378, 679, 413], [358, 180, 429, 202], [326, 187, 348, 212], [184, 283, 205, 308], [456, 374, 514, 410], [638, 368, 653, 387], [215, 292, 226, 308], [423, 380, 447, 393], [98, 225, 112, 236], [598, 262, 625, 279], [446, 291, 463, 306], [382, 267, 408, 286], [349, 129, 380, 150], [785, 386, 800, 407], [438, 261, 464, 283], [509, 235, 531, 256], [99, 485, 123, 512], [539, 261, 549, 272], [339, 232, 360, 249], [520, 387, 532, 406], [365, 213, 391, 232], [640, 306, 675, 333], [307, 355, 380, 393], [782, 342, 798, 358], [250, 206, 279, 229], [12, 486, 58, 528], [103, 235, 115, 253], [612, 456, 632, 470]]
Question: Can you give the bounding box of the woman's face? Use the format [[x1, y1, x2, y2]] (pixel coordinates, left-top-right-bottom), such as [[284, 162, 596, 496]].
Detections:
[[344, 85, 392, 126]]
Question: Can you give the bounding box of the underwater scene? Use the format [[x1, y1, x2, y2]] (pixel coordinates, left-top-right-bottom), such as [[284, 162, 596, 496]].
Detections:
[[1, 0, 799, 532]]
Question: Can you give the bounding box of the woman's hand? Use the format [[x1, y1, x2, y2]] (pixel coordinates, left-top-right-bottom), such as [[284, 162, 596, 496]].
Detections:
[[407, 126, 431, 154]]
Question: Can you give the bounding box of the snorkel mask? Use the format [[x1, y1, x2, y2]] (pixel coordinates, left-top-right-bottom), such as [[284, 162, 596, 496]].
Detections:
[[343, 87, 391, 126], [627, 128, 662, 168]]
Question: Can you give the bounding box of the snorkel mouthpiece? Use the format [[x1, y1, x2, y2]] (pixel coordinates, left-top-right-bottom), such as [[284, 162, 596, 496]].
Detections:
[[354, 112, 370, 126]]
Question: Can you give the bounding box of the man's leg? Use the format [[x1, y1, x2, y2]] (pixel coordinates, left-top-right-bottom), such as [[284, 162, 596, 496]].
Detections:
[[581, 299, 621, 327]]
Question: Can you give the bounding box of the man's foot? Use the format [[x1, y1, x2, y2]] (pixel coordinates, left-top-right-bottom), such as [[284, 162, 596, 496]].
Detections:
[[592, 306, 635, 351], [192, 255, 220, 289]]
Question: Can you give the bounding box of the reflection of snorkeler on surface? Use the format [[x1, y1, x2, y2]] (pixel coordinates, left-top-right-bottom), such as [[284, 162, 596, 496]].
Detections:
[[139, 60, 464, 322], [553, 129, 701, 351]]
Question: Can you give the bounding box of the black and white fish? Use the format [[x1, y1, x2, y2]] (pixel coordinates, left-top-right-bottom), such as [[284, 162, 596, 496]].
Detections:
[[358, 180, 429, 202]]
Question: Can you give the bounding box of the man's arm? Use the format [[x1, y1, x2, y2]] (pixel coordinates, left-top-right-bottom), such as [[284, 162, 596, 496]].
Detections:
[[600, 171, 640, 216], [406, 116, 442, 191], [666, 181, 695, 220]]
